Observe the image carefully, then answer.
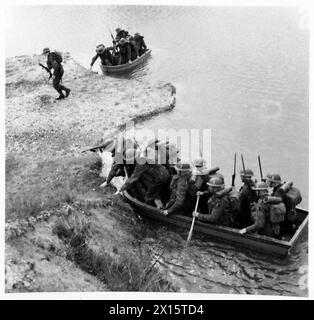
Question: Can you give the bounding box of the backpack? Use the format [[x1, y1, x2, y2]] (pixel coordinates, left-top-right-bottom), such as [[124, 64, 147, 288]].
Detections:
[[52, 51, 63, 63], [217, 187, 241, 227], [279, 183, 302, 222]]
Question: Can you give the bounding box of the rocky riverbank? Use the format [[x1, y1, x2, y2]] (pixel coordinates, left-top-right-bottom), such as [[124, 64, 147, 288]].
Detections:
[[5, 53, 176, 292]]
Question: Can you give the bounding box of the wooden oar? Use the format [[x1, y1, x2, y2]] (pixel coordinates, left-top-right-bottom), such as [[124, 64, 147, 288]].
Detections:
[[187, 194, 200, 242]]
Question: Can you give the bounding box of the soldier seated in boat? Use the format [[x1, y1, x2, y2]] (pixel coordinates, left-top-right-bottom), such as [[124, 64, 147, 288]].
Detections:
[[161, 162, 195, 216], [189, 158, 220, 213], [238, 169, 258, 228], [90, 44, 116, 68], [192, 175, 240, 228], [134, 33, 148, 56], [116, 38, 132, 65], [239, 182, 286, 238], [266, 174, 302, 235]]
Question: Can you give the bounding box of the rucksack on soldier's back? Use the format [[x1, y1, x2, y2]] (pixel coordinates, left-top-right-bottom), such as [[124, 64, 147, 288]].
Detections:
[[52, 51, 63, 63]]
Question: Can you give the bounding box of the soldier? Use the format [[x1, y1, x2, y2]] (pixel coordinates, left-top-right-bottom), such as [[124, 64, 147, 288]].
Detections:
[[41, 47, 71, 100], [134, 33, 147, 56], [162, 162, 194, 216], [238, 169, 258, 227], [189, 158, 220, 213], [100, 144, 137, 188], [90, 44, 116, 68], [266, 173, 283, 197], [128, 36, 139, 61], [120, 148, 169, 208], [116, 38, 132, 65], [115, 28, 129, 43], [192, 175, 240, 227], [239, 182, 286, 238], [266, 174, 302, 234]]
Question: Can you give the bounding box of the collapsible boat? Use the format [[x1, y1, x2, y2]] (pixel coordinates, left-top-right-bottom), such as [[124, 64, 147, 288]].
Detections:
[[100, 49, 152, 74], [122, 190, 308, 257]]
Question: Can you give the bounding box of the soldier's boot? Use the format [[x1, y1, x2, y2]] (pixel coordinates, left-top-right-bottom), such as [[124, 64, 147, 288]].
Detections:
[[65, 89, 71, 97]]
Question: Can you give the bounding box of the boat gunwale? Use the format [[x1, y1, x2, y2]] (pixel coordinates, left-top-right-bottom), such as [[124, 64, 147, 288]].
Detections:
[[122, 190, 308, 250]]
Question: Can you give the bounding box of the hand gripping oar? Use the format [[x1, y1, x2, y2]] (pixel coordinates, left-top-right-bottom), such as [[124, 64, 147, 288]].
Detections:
[[187, 194, 200, 242]]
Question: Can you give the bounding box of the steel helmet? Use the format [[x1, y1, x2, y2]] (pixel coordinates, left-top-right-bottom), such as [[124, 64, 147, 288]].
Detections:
[[193, 158, 207, 168], [134, 33, 140, 37], [175, 161, 192, 172], [252, 181, 268, 191], [207, 175, 225, 188], [240, 168, 254, 177], [102, 138, 116, 153], [42, 47, 50, 54], [119, 38, 126, 45], [96, 44, 106, 54], [266, 173, 282, 183], [124, 148, 140, 162], [115, 28, 121, 33]]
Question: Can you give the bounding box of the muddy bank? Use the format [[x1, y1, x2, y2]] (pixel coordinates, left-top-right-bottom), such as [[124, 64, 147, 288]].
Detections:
[[5, 53, 176, 292]]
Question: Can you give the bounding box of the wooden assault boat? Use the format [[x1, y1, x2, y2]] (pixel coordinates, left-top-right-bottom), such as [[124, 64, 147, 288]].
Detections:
[[100, 49, 152, 74], [122, 190, 308, 257]]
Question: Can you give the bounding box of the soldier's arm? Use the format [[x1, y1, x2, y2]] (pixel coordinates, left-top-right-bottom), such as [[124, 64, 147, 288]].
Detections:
[[90, 54, 99, 67], [167, 180, 189, 214], [245, 211, 265, 233], [197, 204, 223, 224]]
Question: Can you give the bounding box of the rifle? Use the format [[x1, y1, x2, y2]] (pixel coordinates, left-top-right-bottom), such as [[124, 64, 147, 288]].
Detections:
[[258, 155, 266, 182], [107, 26, 117, 56], [241, 154, 246, 176], [231, 153, 236, 187], [39, 63, 52, 79]]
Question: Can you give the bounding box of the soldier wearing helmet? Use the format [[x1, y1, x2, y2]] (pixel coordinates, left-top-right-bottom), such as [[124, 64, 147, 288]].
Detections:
[[41, 47, 71, 100], [120, 148, 170, 208], [115, 28, 129, 43], [266, 173, 283, 196], [238, 168, 258, 227], [162, 161, 194, 215], [116, 38, 132, 65], [90, 44, 116, 68], [239, 181, 286, 238], [192, 175, 239, 227], [189, 158, 220, 213], [134, 33, 147, 56]]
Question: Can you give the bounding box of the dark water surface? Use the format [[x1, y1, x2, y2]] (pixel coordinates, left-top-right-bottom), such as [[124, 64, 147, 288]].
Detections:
[[6, 6, 309, 296]]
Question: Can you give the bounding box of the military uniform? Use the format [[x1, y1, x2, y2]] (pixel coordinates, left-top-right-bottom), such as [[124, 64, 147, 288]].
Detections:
[[91, 47, 116, 66], [134, 34, 147, 56], [128, 37, 139, 61], [239, 180, 258, 227], [46, 51, 70, 99], [116, 42, 132, 65], [115, 29, 129, 43], [164, 174, 193, 215], [196, 192, 237, 227]]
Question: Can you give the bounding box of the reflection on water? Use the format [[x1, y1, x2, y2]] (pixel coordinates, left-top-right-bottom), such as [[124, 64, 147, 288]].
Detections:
[[6, 6, 308, 296]]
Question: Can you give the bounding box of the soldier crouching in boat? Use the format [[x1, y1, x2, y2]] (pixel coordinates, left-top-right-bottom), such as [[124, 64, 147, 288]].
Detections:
[[239, 181, 286, 238], [119, 148, 170, 208], [192, 175, 240, 228]]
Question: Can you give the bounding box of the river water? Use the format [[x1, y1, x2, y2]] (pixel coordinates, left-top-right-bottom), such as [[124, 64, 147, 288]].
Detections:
[[6, 6, 309, 296]]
